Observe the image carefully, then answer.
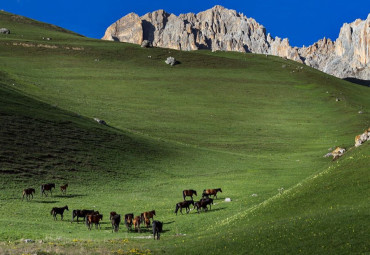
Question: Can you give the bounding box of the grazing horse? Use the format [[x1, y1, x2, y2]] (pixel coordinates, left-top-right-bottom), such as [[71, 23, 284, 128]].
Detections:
[[133, 216, 141, 233], [51, 205, 69, 220], [60, 184, 68, 195], [86, 214, 103, 230], [152, 220, 163, 240], [183, 189, 197, 201], [72, 209, 97, 223], [41, 183, 55, 197], [141, 210, 156, 223], [22, 188, 35, 201], [174, 200, 194, 215], [202, 188, 222, 199], [111, 214, 121, 232], [124, 213, 134, 231]]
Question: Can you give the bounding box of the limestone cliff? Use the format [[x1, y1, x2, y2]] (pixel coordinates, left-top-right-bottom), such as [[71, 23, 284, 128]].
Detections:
[[102, 6, 370, 80]]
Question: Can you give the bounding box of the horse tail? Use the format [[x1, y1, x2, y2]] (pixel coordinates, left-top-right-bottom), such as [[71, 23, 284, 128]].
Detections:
[[182, 190, 186, 201], [174, 204, 179, 214], [40, 185, 43, 196], [50, 209, 54, 215]]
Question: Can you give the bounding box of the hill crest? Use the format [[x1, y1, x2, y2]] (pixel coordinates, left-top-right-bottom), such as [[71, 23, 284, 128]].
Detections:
[[102, 6, 370, 80]]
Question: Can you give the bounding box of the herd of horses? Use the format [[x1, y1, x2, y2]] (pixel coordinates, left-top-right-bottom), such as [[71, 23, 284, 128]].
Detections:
[[22, 184, 223, 240]]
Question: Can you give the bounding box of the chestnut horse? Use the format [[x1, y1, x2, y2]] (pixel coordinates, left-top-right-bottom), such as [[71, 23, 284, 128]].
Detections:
[[133, 216, 141, 233], [86, 214, 103, 230], [60, 184, 68, 195], [202, 188, 222, 199], [183, 189, 197, 201], [22, 188, 35, 201], [141, 210, 156, 223]]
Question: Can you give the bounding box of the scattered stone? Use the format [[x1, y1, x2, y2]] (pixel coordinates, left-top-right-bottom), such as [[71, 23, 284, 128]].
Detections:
[[94, 118, 107, 125], [0, 28, 10, 34], [358, 110, 363, 114], [224, 198, 231, 202], [281, 64, 286, 68], [141, 40, 152, 48], [278, 187, 284, 194], [251, 193, 258, 197], [336, 98, 340, 102], [165, 56, 177, 66], [147, 55, 152, 58], [24, 239, 35, 243]]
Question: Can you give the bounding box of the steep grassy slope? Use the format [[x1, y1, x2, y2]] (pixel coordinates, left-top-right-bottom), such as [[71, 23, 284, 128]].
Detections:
[[0, 11, 369, 254]]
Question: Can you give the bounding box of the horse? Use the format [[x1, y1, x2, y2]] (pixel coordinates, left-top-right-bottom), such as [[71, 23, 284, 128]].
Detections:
[[144, 217, 151, 228], [41, 183, 55, 197], [22, 188, 35, 201], [133, 216, 141, 233], [152, 220, 163, 240], [141, 210, 156, 223], [174, 200, 194, 215], [124, 213, 134, 231], [51, 205, 69, 220], [194, 198, 214, 213], [72, 209, 97, 223], [111, 214, 121, 232], [110, 211, 117, 220], [202, 188, 222, 199], [183, 189, 197, 201], [60, 184, 68, 195], [86, 214, 103, 230]]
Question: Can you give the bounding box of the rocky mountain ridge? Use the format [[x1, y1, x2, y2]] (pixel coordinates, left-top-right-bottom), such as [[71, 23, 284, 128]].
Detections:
[[102, 5, 370, 80]]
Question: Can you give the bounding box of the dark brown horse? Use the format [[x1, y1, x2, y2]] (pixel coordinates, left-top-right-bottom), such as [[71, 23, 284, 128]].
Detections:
[[51, 205, 69, 220], [194, 198, 213, 213], [72, 209, 97, 223], [110, 211, 117, 220], [183, 189, 197, 201], [175, 200, 194, 215], [60, 184, 68, 195], [202, 188, 222, 199], [86, 214, 103, 230], [124, 213, 134, 231], [41, 183, 55, 197], [22, 188, 35, 201]]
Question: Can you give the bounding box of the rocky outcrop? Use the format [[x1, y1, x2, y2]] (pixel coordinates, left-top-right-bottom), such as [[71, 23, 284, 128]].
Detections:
[[102, 6, 370, 80]]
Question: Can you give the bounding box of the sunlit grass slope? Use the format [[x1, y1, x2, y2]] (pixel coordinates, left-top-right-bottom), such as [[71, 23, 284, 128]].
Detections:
[[0, 10, 369, 254]]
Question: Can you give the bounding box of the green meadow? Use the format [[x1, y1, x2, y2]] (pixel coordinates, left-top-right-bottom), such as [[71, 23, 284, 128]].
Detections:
[[0, 11, 369, 254]]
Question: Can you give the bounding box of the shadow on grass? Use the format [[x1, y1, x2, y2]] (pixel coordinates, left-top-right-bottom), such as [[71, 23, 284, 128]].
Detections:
[[193, 207, 226, 214], [53, 194, 87, 198], [33, 200, 59, 204]]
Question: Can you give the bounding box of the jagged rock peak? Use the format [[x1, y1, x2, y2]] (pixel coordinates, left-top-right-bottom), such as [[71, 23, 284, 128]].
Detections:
[[102, 6, 370, 80]]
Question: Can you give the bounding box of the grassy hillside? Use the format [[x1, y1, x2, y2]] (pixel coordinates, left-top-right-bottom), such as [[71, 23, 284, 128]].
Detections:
[[0, 10, 369, 254]]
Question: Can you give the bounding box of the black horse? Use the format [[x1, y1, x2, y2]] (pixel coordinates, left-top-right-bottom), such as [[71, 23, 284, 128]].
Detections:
[[183, 189, 197, 201], [152, 220, 163, 240], [111, 214, 121, 232], [41, 183, 55, 197], [51, 205, 69, 220], [174, 200, 194, 215]]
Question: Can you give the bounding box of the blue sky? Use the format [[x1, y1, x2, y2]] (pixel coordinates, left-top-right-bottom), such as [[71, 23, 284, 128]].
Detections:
[[1, 0, 369, 47]]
